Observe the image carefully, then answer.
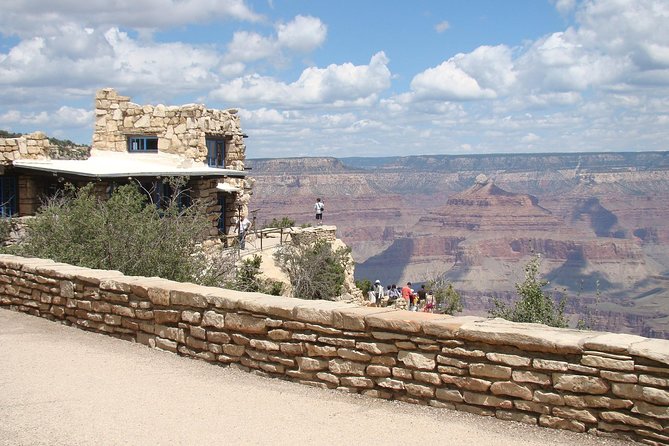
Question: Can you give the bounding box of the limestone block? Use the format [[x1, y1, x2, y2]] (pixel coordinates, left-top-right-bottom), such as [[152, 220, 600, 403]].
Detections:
[[222, 344, 244, 356], [337, 348, 371, 362], [512, 370, 551, 386], [436, 388, 464, 403], [469, 363, 512, 380], [398, 351, 436, 370], [514, 401, 550, 414], [486, 352, 531, 367], [533, 391, 564, 405], [552, 407, 597, 424], [443, 376, 492, 392], [279, 343, 303, 356], [376, 378, 405, 390], [438, 365, 468, 375], [328, 358, 366, 375], [304, 344, 337, 357], [239, 295, 295, 320], [490, 381, 532, 400], [341, 376, 374, 389], [629, 338, 669, 365], [155, 337, 178, 352], [600, 411, 662, 430], [421, 315, 485, 338], [395, 341, 416, 350], [463, 392, 511, 408], [533, 358, 569, 371], [170, 289, 207, 308], [155, 325, 185, 343], [392, 367, 413, 380], [293, 333, 318, 342], [246, 350, 268, 361], [563, 395, 633, 409], [186, 336, 207, 350], [457, 318, 589, 354], [356, 341, 398, 355], [406, 383, 434, 398], [366, 365, 391, 377], [413, 371, 441, 385], [639, 375, 669, 387], [456, 403, 495, 417], [371, 356, 396, 367], [581, 354, 635, 371], [231, 333, 249, 345], [366, 310, 447, 334], [631, 401, 669, 419], [267, 329, 291, 341], [553, 374, 609, 394], [181, 310, 201, 324], [154, 310, 180, 324], [612, 383, 669, 405], [190, 326, 206, 340], [111, 305, 134, 317], [538, 415, 586, 433], [316, 372, 340, 385], [225, 313, 267, 334], [437, 355, 468, 368], [441, 346, 485, 358], [600, 370, 638, 383], [318, 336, 355, 348], [202, 310, 225, 329], [249, 339, 280, 352]]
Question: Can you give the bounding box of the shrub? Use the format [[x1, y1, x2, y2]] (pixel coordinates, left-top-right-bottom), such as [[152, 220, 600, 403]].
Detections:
[[264, 217, 295, 229], [14, 180, 228, 286], [426, 278, 463, 315], [274, 239, 350, 300], [489, 253, 567, 328], [355, 278, 372, 296]]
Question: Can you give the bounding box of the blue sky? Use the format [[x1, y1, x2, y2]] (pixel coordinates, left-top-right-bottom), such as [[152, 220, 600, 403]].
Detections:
[[1, 0, 668, 158]]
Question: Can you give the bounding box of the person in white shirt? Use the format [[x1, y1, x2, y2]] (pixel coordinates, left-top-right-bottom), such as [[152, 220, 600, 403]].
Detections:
[[238, 215, 251, 249], [314, 198, 324, 224]]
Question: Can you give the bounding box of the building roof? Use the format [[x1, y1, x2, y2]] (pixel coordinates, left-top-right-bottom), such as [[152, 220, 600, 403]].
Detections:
[[12, 149, 246, 179]]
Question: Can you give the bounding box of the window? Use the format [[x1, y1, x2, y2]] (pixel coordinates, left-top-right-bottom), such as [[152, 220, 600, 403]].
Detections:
[[0, 175, 18, 217], [206, 138, 226, 167], [141, 179, 191, 211], [128, 136, 158, 152]]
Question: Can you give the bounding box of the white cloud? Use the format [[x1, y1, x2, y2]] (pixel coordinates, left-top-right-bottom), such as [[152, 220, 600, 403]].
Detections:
[[276, 15, 327, 53], [521, 132, 541, 143], [0, 0, 261, 37], [435, 21, 450, 33], [551, 0, 577, 15], [409, 45, 514, 101], [211, 51, 391, 106]]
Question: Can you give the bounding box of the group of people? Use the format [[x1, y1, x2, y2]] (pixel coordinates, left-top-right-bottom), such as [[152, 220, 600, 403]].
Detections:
[[368, 281, 433, 311]]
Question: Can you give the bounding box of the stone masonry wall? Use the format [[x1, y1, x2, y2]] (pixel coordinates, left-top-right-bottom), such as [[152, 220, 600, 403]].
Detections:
[[0, 132, 51, 164], [92, 88, 246, 169], [1, 254, 668, 445]]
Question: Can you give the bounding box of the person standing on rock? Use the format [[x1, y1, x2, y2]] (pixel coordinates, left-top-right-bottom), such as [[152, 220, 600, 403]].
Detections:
[[314, 198, 324, 224], [401, 282, 412, 306]]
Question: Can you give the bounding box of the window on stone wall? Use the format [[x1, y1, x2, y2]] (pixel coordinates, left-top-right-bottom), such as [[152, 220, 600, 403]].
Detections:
[[128, 136, 158, 152], [0, 175, 18, 217], [206, 138, 226, 167]]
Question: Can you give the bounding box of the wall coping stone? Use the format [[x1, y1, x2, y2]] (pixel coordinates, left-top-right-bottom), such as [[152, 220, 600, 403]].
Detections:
[[423, 315, 487, 338], [365, 310, 450, 333]]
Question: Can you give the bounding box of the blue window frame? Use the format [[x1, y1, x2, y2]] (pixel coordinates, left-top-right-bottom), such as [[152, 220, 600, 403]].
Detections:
[[206, 138, 226, 167], [0, 175, 18, 217], [128, 136, 158, 152]]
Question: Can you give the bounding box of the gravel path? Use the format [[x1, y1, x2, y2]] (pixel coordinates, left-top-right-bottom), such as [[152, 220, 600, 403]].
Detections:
[[0, 309, 635, 446]]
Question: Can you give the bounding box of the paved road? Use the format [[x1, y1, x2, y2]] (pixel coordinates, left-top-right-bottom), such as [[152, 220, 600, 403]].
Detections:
[[0, 309, 633, 446]]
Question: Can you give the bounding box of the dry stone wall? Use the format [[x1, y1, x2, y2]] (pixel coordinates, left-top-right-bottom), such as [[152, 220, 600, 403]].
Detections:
[[92, 88, 246, 169], [0, 132, 51, 164], [1, 253, 668, 445]]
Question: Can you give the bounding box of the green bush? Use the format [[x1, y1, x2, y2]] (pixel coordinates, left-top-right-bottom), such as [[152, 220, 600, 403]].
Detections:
[[355, 278, 372, 296], [0, 218, 11, 244], [264, 217, 295, 229], [489, 253, 567, 327], [14, 181, 227, 286], [274, 239, 350, 300], [426, 279, 463, 315]]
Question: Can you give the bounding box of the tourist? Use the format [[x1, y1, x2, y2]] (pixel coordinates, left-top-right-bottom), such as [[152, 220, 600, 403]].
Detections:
[[238, 214, 252, 250], [401, 282, 412, 308], [417, 284, 427, 307], [314, 198, 324, 224]]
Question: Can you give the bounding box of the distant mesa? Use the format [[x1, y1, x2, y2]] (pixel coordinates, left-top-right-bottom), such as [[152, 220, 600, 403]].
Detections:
[[417, 175, 562, 233]]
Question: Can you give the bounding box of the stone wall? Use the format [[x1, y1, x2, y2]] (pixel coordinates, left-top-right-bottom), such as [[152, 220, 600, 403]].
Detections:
[[1, 253, 668, 445], [0, 132, 51, 164], [92, 88, 246, 169]]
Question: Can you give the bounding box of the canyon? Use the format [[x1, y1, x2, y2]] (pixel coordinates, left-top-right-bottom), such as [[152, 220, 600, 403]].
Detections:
[[247, 152, 669, 339]]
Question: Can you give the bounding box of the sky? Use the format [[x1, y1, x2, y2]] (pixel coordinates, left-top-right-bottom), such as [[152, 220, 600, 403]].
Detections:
[[1, 0, 668, 158]]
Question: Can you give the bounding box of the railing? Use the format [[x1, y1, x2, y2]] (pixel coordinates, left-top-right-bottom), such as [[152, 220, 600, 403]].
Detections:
[[221, 226, 293, 252]]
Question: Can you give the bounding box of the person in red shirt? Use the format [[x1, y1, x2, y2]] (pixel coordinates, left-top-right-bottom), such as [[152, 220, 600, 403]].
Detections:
[[401, 282, 412, 305]]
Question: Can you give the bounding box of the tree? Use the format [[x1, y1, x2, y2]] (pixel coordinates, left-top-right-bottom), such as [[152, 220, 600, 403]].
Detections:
[[489, 253, 567, 328], [426, 278, 463, 315], [12, 180, 229, 286], [274, 239, 350, 300], [226, 254, 283, 295], [355, 278, 372, 297]]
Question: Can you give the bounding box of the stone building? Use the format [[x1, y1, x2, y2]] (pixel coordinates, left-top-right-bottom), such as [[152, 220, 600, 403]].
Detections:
[[0, 88, 251, 237]]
